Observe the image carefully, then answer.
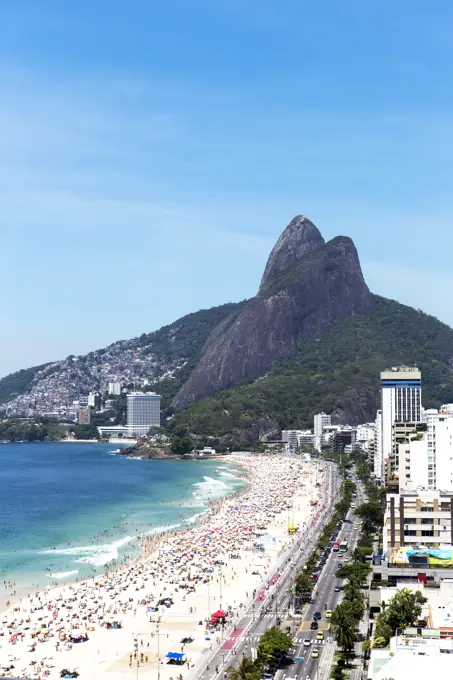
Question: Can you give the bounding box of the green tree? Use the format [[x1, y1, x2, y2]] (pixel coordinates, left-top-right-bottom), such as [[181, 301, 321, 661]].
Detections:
[[336, 563, 371, 583], [256, 627, 293, 667], [361, 639, 371, 659], [376, 589, 427, 643], [227, 656, 260, 680], [170, 435, 193, 454], [330, 664, 349, 680], [332, 605, 356, 661], [295, 571, 314, 598], [356, 501, 384, 530]]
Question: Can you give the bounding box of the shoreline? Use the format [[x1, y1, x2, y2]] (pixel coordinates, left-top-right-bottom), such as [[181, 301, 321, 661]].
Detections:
[[0, 457, 249, 610], [0, 454, 325, 680]]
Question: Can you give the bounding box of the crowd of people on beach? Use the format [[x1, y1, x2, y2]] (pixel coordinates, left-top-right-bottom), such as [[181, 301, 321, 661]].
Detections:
[[0, 455, 323, 680]]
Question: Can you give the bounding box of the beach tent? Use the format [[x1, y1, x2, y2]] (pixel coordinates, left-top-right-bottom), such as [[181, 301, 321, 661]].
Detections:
[[211, 610, 226, 618], [166, 652, 186, 665]]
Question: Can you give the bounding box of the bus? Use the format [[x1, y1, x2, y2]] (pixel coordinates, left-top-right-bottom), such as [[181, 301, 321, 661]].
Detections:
[[339, 541, 348, 552]]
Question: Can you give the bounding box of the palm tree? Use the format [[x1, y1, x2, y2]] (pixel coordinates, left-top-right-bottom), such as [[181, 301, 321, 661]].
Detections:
[[227, 656, 261, 680], [332, 607, 356, 663]]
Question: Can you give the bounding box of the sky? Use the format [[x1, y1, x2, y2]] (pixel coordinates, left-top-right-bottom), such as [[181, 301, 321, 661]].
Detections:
[[1, 0, 453, 377]]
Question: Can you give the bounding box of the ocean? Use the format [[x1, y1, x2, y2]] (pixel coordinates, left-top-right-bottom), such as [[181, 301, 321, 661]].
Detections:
[[0, 442, 245, 604]]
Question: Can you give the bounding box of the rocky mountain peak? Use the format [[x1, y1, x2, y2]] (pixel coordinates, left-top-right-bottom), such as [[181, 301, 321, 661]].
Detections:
[[259, 215, 325, 294], [172, 215, 375, 410]]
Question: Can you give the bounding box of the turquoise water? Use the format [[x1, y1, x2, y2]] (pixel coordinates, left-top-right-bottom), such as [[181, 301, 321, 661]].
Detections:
[[0, 443, 245, 601]]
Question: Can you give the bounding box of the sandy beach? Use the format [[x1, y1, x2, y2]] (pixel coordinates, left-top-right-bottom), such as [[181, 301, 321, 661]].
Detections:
[[0, 454, 326, 680]]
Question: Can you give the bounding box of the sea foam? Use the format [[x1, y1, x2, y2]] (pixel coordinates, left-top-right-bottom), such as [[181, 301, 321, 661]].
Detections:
[[50, 570, 79, 579], [40, 536, 136, 568], [193, 476, 229, 501]]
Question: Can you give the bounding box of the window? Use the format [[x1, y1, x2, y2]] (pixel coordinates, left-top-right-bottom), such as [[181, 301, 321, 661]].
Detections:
[[421, 507, 434, 512], [405, 530, 417, 536], [422, 530, 434, 537], [405, 518, 416, 524], [421, 518, 433, 525]]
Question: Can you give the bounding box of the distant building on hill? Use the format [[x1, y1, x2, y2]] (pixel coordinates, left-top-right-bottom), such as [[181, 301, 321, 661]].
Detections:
[[108, 381, 121, 395], [78, 406, 91, 425], [127, 392, 161, 436]]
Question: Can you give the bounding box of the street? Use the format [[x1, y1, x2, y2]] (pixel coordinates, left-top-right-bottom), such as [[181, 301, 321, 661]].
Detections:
[[191, 467, 364, 680], [287, 481, 364, 680]]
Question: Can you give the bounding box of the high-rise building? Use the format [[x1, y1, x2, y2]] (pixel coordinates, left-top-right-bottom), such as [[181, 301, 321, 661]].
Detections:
[[78, 406, 91, 425], [314, 412, 331, 451], [374, 410, 382, 479], [108, 381, 121, 396], [88, 392, 97, 408], [127, 392, 161, 437], [399, 410, 453, 491], [383, 489, 453, 552], [380, 367, 422, 483]]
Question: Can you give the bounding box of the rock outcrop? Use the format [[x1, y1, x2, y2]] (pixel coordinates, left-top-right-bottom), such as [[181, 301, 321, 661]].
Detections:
[[115, 441, 176, 459], [172, 216, 375, 409]]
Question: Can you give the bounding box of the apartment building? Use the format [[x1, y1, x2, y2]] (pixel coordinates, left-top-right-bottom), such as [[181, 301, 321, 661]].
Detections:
[[383, 489, 453, 552], [314, 412, 331, 451], [379, 367, 422, 483]]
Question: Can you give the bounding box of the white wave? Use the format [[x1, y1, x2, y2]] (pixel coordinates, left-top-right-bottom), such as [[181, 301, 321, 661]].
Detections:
[[193, 476, 229, 500], [50, 570, 79, 579], [40, 536, 136, 568], [185, 511, 207, 524], [218, 471, 242, 481], [145, 523, 182, 536]]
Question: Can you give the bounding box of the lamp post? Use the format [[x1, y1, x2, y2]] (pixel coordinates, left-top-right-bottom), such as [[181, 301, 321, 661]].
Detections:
[[149, 619, 166, 680]]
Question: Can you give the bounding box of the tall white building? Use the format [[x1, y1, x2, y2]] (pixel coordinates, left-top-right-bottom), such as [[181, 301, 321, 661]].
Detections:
[[314, 412, 331, 451], [88, 391, 97, 407], [108, 381, 121, 396], [374, 410, 382, 479], [127, 392, 161, 436], [380, 367, 422, 482], [400, 410, 453, 491]]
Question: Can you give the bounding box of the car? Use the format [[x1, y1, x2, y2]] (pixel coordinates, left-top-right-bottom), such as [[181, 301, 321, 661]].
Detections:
[[334, 586, 340, 592], [263, 674, 273, 680], [310, 620, 318, 630], [313, 611, 322, 620], [316, 631, 324, 641], [311, 649, 319, 658], [325, 610, 332, 619], [303, 638, 311, 647]]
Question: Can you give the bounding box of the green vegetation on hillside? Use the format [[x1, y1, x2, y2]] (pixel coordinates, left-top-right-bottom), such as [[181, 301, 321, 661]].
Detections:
[[0, 301, 246, 410], [173, 295, 453, 437], [140, 301, 246, 360], [0, 420, 66, 442], [0, 364, 51, 405]]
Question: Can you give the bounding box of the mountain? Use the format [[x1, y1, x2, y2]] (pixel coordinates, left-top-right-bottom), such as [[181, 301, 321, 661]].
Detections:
[[3, 214, 453, 442], [0, 302, 246, 413], [172, 216, 375, 409], [172, 295, 453, 444]]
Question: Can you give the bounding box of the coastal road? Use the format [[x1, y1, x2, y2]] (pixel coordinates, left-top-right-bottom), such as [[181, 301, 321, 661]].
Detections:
[[192, 463, 342, 680], [288, 481, 364, 680]]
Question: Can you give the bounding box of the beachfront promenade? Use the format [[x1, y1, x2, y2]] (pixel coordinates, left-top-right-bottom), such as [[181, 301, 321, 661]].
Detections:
[[0, 455, 332, 680], [191, 462, 339, 680]]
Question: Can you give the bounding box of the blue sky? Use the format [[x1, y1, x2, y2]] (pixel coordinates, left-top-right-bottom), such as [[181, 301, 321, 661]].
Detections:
[[2, 0, 453, 377]]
